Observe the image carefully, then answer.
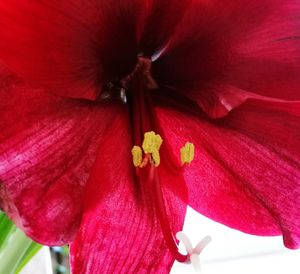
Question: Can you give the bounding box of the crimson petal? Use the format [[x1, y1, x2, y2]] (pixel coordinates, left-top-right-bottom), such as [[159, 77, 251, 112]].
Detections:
[[70, 112, 186, 273], [0, 0, 101, 99], [137, 0, 190, 56], [0, 0, 139, 99], [153, 0, 300, 117], [0, 66, 123, 245], [157, 100, 300, 249]]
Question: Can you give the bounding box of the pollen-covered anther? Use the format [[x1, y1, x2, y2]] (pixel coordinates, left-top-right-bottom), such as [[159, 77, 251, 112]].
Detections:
[[180, 142, 195, 165], [131, 131, 163, 168], [142, 131, 163, 153], [142, 131, 162, 166], [131, 145, 142, 167]]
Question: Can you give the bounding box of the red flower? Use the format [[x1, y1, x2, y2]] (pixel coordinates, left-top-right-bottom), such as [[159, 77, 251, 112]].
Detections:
[[0, 0, 300, 273]]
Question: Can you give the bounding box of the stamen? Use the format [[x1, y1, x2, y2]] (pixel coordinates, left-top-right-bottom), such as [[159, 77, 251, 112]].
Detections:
[[151, 150, 160, 167], [180, 142, 195, 165], [176, 232, 212, 272], [131, 131, 203, 268], [142, 131, 163, 154], [131, 131, 163, 168], [131, 146, 142, 167]]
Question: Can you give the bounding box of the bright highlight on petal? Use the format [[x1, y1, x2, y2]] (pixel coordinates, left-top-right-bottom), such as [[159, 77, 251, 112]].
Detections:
[[131, 145, 143, 167], [180, 142, 195, 165]]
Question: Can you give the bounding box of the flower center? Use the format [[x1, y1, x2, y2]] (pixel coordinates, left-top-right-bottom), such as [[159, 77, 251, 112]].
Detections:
[[121, 56, 158, 91], [104, 56, 209, 267]]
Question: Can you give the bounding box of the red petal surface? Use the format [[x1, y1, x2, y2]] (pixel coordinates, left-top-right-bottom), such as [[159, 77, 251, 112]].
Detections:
[[137, 0, 190, 56], [0, 66, 123, 245], [0, 1, 102, 99], [154, 0, 300, 116], [157, 100, 300, 249], [70, 112, 186, 273], [0, 0, 139, 99]]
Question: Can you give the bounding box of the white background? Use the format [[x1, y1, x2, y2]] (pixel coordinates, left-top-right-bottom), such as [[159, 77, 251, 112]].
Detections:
[[171, 207, 300, 274]]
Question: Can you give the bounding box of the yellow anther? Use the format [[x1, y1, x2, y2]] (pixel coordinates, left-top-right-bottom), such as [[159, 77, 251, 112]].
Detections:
[[131, 131, 163, 168], [131, 145, 143, 167], [142, 131, 163, 154], [180, 142, 195, 165], [151, 150, 161, 167]]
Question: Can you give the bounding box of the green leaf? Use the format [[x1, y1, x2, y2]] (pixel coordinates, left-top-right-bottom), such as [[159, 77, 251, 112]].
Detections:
[[0, 212, 15, 250], [16, 242, 42, 274], [0, 228, 32, 274], [62, 245, 69, 256], [0, 211, 44, 274]]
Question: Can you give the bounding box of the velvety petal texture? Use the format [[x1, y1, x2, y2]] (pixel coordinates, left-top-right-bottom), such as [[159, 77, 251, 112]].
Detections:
[[137, 0, 191, 56], [0, 0, 199, 99], [0, 1, 104, 99], [157, 100, 300, 249], [0, 0, 142, 99], [153, 0, 300, 117], [0, 65, 123, 245], [70, 112, 186, 273], [0, 1, 299, 273]]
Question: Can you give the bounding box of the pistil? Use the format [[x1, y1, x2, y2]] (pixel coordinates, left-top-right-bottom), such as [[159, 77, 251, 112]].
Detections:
[[131, 130, 197, 263], [112, 56, 210, 269]]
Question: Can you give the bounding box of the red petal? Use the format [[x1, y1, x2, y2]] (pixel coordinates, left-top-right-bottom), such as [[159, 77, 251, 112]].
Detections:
[[0, 1, 139, 99], [154, 0, 300, 116], [177, 83, 253, 119], [137, 0, 190, 55], [70, 112, 186, 273], [156, 100, 300, 249], [0, 68, 124, 245]]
